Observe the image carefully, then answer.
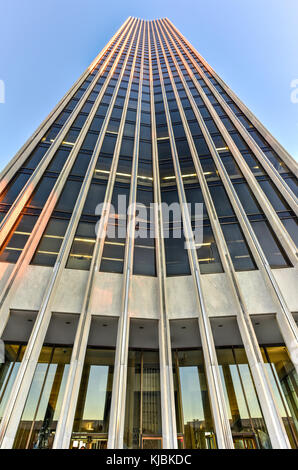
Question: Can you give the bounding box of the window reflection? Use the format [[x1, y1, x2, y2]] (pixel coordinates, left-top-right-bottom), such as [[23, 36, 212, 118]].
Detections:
[[13, 346, 72, 449], [260, 346, 298, 448], [0, 344, 26, 424], [173, 350, 216, 449], [70, 348, 115, 450], [124, 350, 162, 449], [217, 347, 271, 449]]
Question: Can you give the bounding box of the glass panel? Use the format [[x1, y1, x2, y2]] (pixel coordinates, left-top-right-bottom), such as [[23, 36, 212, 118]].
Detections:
[[24, 145, 50, 170], [55, 180, 82, 213], [173, 350, 216, 449], [27, 177, 56, 209], [233, 182, 261, 215], [13, 346, 72, 449], [70, 348, 115, 449], [31, 218, 69, 267], [259, 180, 290, 212], [0, 173, 31, 206], [282, 218, 298, 247], [251, 220, 290, 268], [217, 347, 271, 449], [0, 214, 38, 263], [196, 224, 223, 274], [66, 221, 96, 271], [209, 184, 235, 218], [47, 148, 71, 173], [221, 223, 256, 271], [261, 346, 298, 448], [124, 350, 162, 449], [0, 344, 26, 424]]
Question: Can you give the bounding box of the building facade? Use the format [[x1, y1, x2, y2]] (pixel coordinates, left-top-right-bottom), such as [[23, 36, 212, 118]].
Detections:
[[0, 17, 297, 450]]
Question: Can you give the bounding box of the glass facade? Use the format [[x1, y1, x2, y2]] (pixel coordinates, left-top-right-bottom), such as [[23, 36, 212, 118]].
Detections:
[[13, 346, 72, 449], [173, 349, 216, 449], [70, 348, 115, 449], [124, 350, 162, 449]]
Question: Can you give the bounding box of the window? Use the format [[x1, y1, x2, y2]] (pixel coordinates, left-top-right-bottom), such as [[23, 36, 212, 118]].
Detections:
[[221, 222, 256, 271], [251, 220, 290, 268], [81, 132, 98, 152], [66, 221, 96, 270], [200, 157, 219, 182], [196, 224, 223, 274], [47, 148, 71, 173], [221, 155, 242, 179], [101, 134, 117, 155], [82, 182, 107, 216], [63, 129, 80, 146], [31, 218, 69, 267], [70, 153, 90, 177], [173, 349, 216, 449], [0, 173, 31, 206], [90, 116, 104, 133], [194, 137, 210, 157], [208, 184, 234, 218], [258, 180, 290, 213], [24, 145, 50, 170], [27, 177, 56, 209], [139, 141, 152, 161], [0, 214, 38, 263], [55, 180, 82, 213], [233, 182, 261, 215]]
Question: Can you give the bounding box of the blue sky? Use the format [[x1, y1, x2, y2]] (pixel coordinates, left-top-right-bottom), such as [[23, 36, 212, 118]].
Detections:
[[0, 0, 297, 171]]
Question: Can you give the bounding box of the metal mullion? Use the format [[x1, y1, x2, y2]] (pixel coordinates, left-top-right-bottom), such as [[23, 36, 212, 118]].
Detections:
[[0, 20, 142, 449], [164, 18, 298, 177], [152, 20, 234, 449], [108, 20, 146, 449], [0, 17, 135, 246], [167, 20, 298, 211], [174, 351, 185, 441], [0, 17, 132, 186], [157, 20, 298, 367], [160, 21, 297, 264], [147, 21, 178, 449], [0, 18, 139, 337], [52, 21, 144, 450]]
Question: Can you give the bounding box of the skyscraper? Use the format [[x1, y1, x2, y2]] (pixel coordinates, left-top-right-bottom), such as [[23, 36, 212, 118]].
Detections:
[[0, 16, 297, 450]]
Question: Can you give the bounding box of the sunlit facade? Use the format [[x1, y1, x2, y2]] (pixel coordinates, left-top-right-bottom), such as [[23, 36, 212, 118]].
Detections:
[[0, 17, 297, 450]]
